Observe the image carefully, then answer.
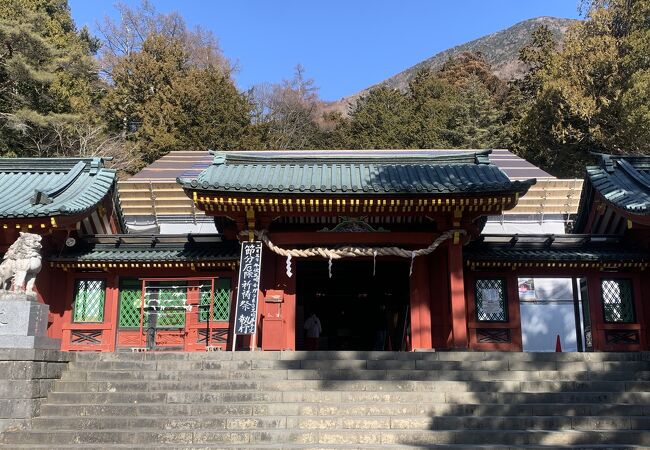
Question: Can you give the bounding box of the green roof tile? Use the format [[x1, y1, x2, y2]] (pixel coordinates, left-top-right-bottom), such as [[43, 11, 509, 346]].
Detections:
[[588, 155, 650, 214], [50, 235, 239, 262], [574, 154, 650, 232], [0, 157, 117, 219], [177, 150, 535, 196], [465, 234, 648, 263]]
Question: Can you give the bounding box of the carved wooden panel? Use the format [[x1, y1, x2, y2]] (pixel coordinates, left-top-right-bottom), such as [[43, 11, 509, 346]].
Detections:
[[71, 330, 102, 345], [197, 327, 229, 344], [604, 329, 640, 345], [476, 328, 511, 343]]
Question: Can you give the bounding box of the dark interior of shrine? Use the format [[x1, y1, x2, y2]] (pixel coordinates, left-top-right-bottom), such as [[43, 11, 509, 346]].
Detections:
[[296, 259, 410, 351]]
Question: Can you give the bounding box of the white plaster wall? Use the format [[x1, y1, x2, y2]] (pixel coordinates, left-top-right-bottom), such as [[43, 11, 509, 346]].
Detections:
[[484, 218, 567, 234], [158, 222, 217, 234], [125, 220, 217, 235]]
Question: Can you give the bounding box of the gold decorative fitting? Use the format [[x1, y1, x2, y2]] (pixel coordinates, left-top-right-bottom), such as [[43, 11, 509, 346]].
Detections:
[[466, 259, 647, 271]]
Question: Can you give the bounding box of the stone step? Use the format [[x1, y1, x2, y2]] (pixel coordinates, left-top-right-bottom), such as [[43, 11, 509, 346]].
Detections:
[[72, 350, 650, 363], [37, 401, 650, 418], [65, 359, 650, 372], [6, 352, 650, 448], [29, 415, 650, 431], [2, 445, 645, 450], [59, 368, 650, 382], [46, 391, 287, 404], [2, 429, 650, 446], [32, 416, 285, 431], [51, 379, 650, 393], [43, 389, 650, 405]]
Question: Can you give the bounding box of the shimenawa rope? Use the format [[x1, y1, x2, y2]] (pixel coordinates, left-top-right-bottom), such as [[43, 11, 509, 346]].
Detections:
[[240, 229, 466, 260]]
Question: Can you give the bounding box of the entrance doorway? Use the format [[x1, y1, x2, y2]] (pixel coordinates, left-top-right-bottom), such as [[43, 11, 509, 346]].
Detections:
[[296, 260, 410, 351], [518, 277, 585, 352]]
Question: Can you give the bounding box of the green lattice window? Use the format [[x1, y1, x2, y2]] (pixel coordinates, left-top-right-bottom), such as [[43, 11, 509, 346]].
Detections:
[[72, 279, 106, 323], [118, 279, 143, 328], [199, 278, 232, 322], [602, 279, 635, 323], [475, 278, 507, 322], [146, 282, 187, 328]]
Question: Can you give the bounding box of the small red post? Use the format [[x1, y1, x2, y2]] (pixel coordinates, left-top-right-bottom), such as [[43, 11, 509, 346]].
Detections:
[[555, 334, 562, 352]]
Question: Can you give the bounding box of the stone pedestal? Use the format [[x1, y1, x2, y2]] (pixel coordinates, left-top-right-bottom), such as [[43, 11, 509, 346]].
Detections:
[[0, 294, 60, 349]]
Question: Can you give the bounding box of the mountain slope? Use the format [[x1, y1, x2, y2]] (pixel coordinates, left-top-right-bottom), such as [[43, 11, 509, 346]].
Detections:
[[330, 16, 575, 114]]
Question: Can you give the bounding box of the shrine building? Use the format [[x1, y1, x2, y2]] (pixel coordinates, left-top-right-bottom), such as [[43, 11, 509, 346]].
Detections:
[[0, 150, 648, 352]]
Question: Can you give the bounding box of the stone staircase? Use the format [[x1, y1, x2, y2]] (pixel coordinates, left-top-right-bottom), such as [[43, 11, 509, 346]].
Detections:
[[2, 351, 650, 449]]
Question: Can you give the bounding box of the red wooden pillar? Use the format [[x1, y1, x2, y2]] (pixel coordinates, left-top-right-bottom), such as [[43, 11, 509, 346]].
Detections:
[[183, 282, 200, 351], [506, 273, 523, 351], [641, 273, 650, 350], [60, 271, 75, 351], [104, 274, 119, 352], [430, 249, 451, 349], [632, 275, 647, 350], [448, 241, 468, 349], [275, 253, 296, 350], [409, 257, 432, 350]]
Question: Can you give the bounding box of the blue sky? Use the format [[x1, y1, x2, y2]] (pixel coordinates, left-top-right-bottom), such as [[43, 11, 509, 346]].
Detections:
[[69, 1, 581, 101]]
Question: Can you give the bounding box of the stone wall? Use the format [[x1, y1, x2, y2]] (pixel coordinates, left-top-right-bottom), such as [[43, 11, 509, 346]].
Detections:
[[0, 349, 72, 432]]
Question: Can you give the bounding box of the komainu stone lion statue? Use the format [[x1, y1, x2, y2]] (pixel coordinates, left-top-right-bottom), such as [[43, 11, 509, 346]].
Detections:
[[0, 232, 42, 294]]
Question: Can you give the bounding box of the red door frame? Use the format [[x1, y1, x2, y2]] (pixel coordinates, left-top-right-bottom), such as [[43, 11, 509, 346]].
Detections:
[[464, 266, 647, 352], [60, 268, 238, 352], [61, 272, 118, 352], [465, 271, 522, 351]]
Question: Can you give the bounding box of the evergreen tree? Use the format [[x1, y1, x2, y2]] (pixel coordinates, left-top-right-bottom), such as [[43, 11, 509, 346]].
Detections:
[[406, 69, 459, 148], [448, 74, 502, 148], [341, 53, 507, 151], [345, 86, 411, 149], [515, 0, 650, 176], [100, 6, 253, 171], [0, 0, 100, 157], [437, 53, 506, 149], [618, 0, 650, 151]]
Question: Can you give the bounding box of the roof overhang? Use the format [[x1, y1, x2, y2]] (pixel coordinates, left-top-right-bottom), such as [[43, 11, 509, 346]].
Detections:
[[49, 233, 239, 270], [465, 233, 648, 271], [0, 157, 120, 230], [177, 150, 536, 218], [574, 154, 650, 233]]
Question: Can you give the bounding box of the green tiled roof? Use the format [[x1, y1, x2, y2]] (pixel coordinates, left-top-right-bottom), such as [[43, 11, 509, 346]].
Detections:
[[575, 154, 650, 232], [50, 234, 239, 262], [0, 157, 117, 219], [177, 150, 536, 196], [465, 234, 648, 263]]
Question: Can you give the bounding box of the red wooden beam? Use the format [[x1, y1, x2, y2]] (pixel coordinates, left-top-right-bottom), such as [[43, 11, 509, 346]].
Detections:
[[267, 231, 438, 246]]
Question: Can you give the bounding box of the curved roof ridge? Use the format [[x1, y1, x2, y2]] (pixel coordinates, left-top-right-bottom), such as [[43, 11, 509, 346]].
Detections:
[[178, 149, 535, 197], [213, 149, 494, 166], [0, 157, 117, 219], [0, 156, 110, 172], [574, 152, 650, 232]]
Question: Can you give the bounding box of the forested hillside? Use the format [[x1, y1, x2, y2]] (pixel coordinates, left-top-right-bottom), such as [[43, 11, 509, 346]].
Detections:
[[339, 16, 574, 108], [0, 0, 648, 177]]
